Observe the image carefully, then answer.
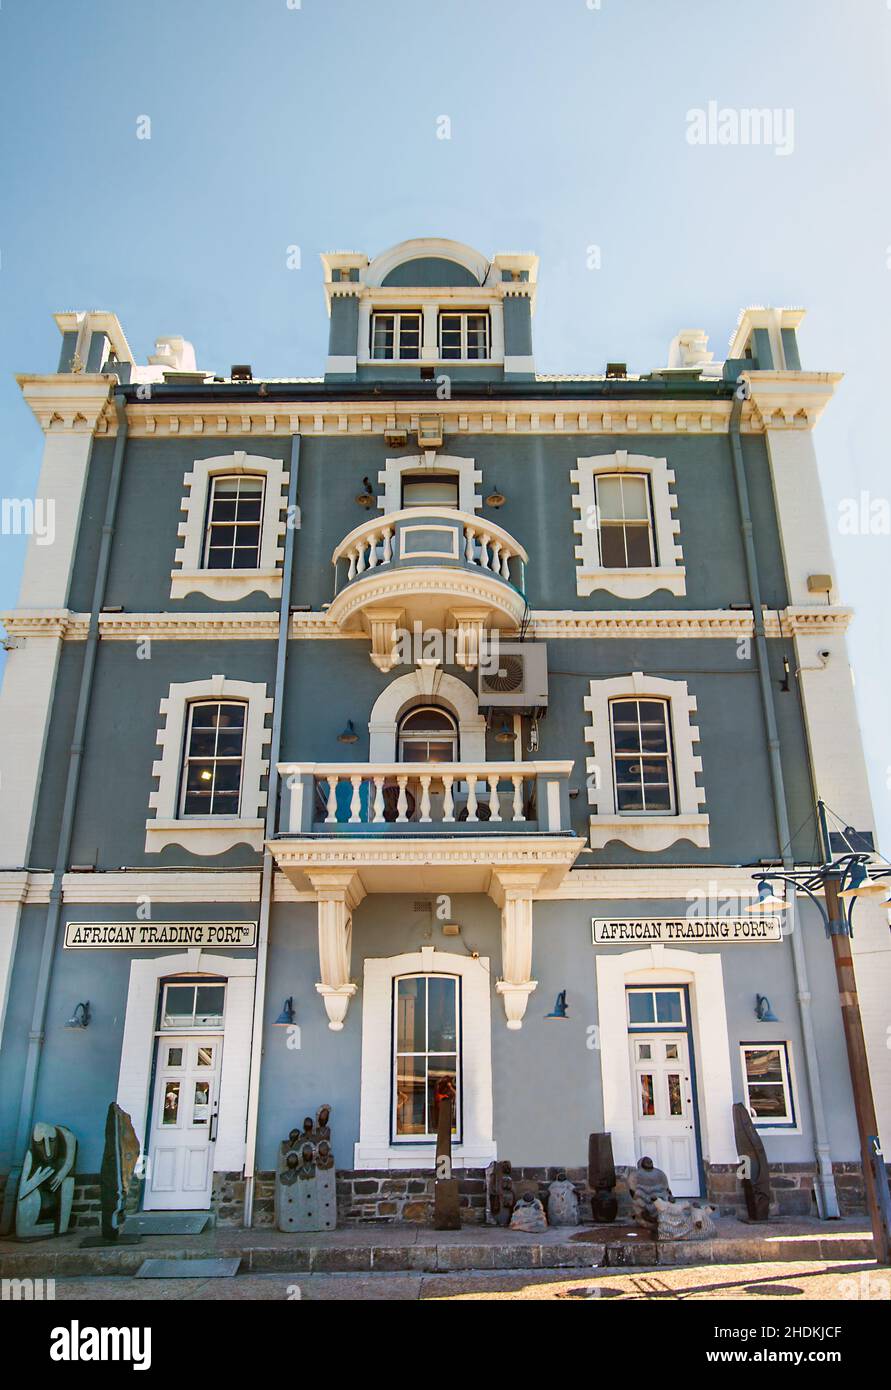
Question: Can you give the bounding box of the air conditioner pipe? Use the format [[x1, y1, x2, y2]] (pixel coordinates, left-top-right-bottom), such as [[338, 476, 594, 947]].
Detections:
[[0, 392, 129, 1234], [728, 388, 839, 1219]]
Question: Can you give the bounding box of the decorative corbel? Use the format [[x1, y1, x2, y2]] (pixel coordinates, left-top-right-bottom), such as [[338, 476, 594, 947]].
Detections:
[[364, 607, 405, 673], [489, 868, 544, 1030], [307, 869, 365, 1030]]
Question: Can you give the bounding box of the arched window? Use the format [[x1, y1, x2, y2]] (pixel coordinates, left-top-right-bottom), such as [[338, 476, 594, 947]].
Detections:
[[397, 706, 458, 764]]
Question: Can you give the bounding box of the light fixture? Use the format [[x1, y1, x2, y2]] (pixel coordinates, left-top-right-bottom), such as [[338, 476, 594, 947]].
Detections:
[[838, 863, 890, 901], [744, 879, 789, 914], [337, 720, 359, 744], [545, 990, 569, 1021], [355, 477, 376, 508], [494, 717, 514, 744], [65, 1001, 91, 1029], [273, 997, 295, 1027], [755, 994, 778, 1023], [484, 486, 506, 508]]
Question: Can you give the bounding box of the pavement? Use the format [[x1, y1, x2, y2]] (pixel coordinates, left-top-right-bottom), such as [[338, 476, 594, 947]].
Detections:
[[0, 1215, 875, 1282], [8, 1260, 891, 1301]]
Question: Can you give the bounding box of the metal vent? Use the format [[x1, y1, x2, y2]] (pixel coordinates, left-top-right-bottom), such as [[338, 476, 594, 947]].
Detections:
[[482, 654, 525, 694]]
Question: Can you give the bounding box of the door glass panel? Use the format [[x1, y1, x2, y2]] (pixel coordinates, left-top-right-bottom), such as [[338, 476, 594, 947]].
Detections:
[[627, 991, 656, 1024], [636, 1042, 652, 1060], [192, 1082, 211, 1125], [665, 1042, 679, 1060], [639, 1074, 655, 1117], [667, 1073, 683, 1116], [655, 990, 683, 1024], [163, 986, 196, 1028], [165, 1046, 183, 1068], [195, 986, 225, 1027], [162, 1082, 181, 1125]]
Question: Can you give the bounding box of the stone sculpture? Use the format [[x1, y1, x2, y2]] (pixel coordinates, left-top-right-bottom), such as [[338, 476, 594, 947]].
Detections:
[[509, 1191, 548, 1233], [653, 1197, 717, 1242], [485, 1159, 516, 1227], [16, 1123, 77, 1240], [81, 1103, 141, 1246], [627, 1156, 672, 1228], [733, 1101, 772, 1221], [547, 1170, 580, 1227], [588, 1132, 618, 1223], [432, 1095, 461, 1230], [275, 1104, 336, 1232]]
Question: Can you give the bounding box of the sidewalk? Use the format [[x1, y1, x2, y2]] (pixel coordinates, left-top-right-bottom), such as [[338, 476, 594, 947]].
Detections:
[[0, 1216, 874, 1278]]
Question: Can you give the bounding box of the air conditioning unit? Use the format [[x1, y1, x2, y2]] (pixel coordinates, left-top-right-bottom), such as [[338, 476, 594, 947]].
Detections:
[[477, 643, 548, 710]]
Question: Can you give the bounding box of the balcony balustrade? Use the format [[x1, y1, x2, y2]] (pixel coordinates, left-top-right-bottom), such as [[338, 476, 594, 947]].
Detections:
[[326, 508, 529, 670]]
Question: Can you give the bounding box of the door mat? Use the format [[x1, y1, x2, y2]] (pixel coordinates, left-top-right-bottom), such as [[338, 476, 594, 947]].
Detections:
[[129, 1213, 211, 1236], [136, 1258, 241, 1279]]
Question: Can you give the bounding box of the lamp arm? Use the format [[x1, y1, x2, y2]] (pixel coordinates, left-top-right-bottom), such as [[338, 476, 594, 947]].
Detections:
[[760, 873, 831, 934]]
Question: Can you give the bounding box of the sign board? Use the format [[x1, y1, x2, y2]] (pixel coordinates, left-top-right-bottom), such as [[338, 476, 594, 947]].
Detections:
[[592, 917, 783, 946], [64, 921, 258, 950]]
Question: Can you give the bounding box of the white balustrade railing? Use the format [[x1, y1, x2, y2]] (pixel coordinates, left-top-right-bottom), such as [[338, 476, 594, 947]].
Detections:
[[333, 508, 527, 589], [299, 762, 542, 826]]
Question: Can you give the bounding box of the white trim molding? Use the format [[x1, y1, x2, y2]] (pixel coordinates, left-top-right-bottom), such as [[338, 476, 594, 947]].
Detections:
[[377, 452, 482, 516], [584, 671, 709, 851], [116, 950, 256, 1175], [367, 667, 486, 761], [571, 451, 685, 598], [146, 675, 272, 854], [170, 451, 289, 601], [355, 944, 496, 1169], [596, 945, 737, 1172]]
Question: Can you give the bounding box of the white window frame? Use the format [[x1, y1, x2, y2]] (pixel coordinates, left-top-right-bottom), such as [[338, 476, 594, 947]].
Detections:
[[392, 972, 462, 1143], [146, 675, 272, 855], [179, 700, 248, 819], [585, 672, 708, 851], [594, 472, 656, 568], [355, 946, 496, 1169], [397, 706, 459, 763], [438, 310, 490, 361], [571, 451, 685, 598], [202, 474, 265, 571], [159, 980, 227, 1031], [740, 1041, 800, 1132], [377, 453, 481, 517], [370, 311, 422, 361], [610, 697, 677, 817], [171, 452, 289, 601]]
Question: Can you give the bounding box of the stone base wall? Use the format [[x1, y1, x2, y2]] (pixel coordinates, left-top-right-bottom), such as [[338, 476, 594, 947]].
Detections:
[[703, 1162, 872, 1218]]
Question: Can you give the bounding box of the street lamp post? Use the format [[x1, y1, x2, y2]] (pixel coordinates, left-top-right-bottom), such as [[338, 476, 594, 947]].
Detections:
[[748, 803, 891, 1266]]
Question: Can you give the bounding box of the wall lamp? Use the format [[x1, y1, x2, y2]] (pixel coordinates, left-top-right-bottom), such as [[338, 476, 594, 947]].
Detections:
[[337, 720, 359, 744], [755, 994, 778, 1023], [545, 990, 569, 1021], [484, 485, 506, 508], [65, 1001, 91, 1029], [355, 477, 376, 508], [273, 997, 295, 1027]]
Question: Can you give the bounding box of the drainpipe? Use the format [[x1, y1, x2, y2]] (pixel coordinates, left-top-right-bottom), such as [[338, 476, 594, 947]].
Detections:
[[728, 390, 839, 1218], [0, 393, 129, 1235], [242, 434, 301, 1226]]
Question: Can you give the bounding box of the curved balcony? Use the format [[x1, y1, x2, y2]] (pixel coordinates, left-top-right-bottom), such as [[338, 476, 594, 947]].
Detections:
[[327, 508, 528, 670]]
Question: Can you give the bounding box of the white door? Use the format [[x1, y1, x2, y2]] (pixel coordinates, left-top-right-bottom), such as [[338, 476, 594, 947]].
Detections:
[[144, 1036, 222, 1210], [629, 1032, 699, 1196]]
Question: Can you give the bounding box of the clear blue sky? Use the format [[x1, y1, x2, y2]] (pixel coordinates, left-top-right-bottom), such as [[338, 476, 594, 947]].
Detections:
[[1, 0, 890, 855]]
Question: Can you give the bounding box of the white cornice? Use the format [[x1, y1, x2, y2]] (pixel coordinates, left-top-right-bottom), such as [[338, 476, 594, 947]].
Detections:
[[0, 606, 854, 644], [17, 374, 116, 434]]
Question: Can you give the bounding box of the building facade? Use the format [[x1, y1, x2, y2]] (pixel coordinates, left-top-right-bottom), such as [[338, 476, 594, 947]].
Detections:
[[1, 237, 888, 1228]]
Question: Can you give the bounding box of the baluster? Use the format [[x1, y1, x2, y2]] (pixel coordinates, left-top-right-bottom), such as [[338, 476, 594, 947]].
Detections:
[[487, 774, 502, 823], [512, 775, 524, 822], [466, 778, 478, 823], [367, 530, 379, 568], [419, 775, 432, 823], [382, 527, 394, 564], [490, 540, 502, 576], [501, 547, 512, 580], [442, 775, 455, 823], [325, 775, 339, 823], [465, 524, 476, 563], [347, 548, 357, 582], [372, 776, 385, 823], [396, 775, 409, 823], [356, 539, 367, 574], [479, 533, 491, 570], [349, 774, 363, 823]]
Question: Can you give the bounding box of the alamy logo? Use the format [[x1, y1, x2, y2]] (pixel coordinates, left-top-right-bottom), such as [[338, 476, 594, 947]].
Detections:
[[686, 101, 795, 157], [2, 1276, 55, 1300], [49, 1321, 151, 1372], [1, 497, 55, 545]]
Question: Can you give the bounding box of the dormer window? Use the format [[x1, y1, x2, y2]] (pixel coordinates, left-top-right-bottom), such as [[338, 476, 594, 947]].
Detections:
[[371, 312, 421, 360], [439, 312, 489, 360]]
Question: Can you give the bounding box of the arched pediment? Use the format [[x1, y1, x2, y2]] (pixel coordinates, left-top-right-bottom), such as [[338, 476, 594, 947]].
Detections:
[[366, 238, 490, 289]]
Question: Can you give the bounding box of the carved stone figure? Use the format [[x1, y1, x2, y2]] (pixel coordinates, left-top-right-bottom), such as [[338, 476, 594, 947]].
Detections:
[[547, 1171, 580, 1227], [485, 1159, 515, 1227], [588, 1133, 618, 1223], [81, 1103, 141, 1246], [432, 1095, 461, 1230], [275, 1104, 336, 1231], [733, 1101, 772, 1221], [628, 1156, 672, 1228], [16, 1123, 77, 1240], [509, 1192, 548, 1233], [653, 1197, 716, 1241]]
